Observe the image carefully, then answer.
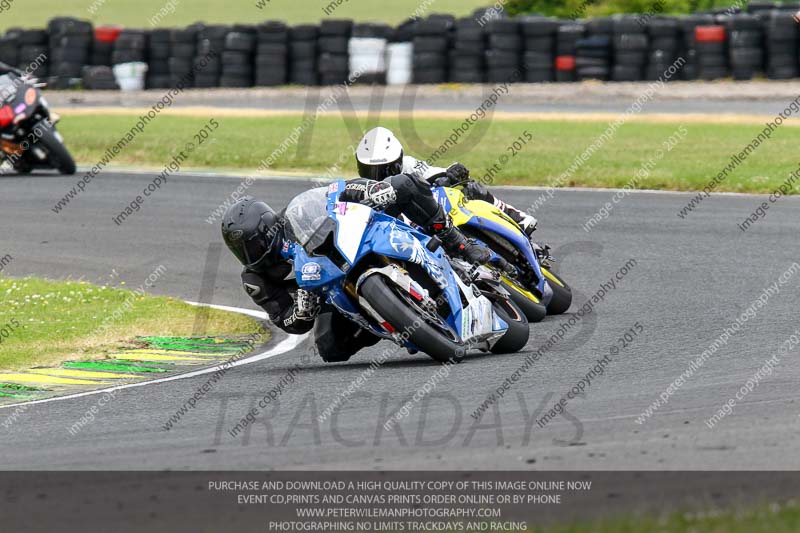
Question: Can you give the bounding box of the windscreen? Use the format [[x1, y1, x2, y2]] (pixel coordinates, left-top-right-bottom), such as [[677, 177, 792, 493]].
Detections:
[[283, 187, 330, 247]]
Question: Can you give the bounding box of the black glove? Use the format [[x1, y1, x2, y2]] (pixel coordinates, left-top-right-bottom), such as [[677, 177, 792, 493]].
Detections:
[[432, 175, 452, 187], [363, 181, 397, 209], [445, 163, 470, 185], [463, 180, 492, 202], [295, 289, 321, 321]]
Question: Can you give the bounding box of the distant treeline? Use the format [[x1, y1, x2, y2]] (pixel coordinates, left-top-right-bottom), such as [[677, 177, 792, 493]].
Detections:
[[505, 0, 745, 18]]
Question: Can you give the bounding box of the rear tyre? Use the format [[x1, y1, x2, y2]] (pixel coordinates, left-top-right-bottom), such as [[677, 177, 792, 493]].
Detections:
[[489, 298, 529, 354], [359, 274, 466, 363], [502, 279, 547, 323], [37, 123, 76, 175], [543, 269, 573, 315]]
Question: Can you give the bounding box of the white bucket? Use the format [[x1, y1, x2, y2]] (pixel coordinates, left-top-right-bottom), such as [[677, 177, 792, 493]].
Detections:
[[386, 42, 413, 85], [112, 62, 149, 91], [348, 37, 387, 76]]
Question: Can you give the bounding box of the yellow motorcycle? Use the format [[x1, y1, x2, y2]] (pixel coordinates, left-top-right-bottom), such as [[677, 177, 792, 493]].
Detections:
[[432, 186, 573, 321]]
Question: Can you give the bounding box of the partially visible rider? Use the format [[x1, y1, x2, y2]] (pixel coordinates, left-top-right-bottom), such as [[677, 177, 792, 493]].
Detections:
[[0, 61, 26, 103], [0, 61, 23, 76], [355, 127, 539, 238], [220, 174, 491, 362]]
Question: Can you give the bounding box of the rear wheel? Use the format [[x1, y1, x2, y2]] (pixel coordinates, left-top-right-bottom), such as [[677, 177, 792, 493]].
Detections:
[[543, 268, 573, 315], [358, 274, 465, 363], [36, 123, 76, 175], [489, 298, 530, 354], [501, 277, 547, 323]]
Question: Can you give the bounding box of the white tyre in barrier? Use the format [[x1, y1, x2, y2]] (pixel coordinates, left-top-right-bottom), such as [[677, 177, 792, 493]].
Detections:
[[112, 62, 149, 91], [349, 37, 387, 76], [386, 42, 413, 85]]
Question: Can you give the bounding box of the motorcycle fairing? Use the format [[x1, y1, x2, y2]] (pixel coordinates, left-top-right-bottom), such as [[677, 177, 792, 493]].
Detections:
[[432, 185, 548, 299]]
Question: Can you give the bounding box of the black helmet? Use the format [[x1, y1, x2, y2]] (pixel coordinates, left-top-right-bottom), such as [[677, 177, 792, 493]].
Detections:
[[221, 196, 283, 272], [356, 126, 404, 180]]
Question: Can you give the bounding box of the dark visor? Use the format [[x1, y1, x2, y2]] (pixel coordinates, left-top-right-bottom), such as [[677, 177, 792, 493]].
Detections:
[[244, 233, 270, 265], [357, 159, 402, 181], [357, 160, 386, 180]]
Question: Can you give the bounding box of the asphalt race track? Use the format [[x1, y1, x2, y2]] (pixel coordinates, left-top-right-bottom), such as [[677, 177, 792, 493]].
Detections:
[[1, 170, 799, 472]]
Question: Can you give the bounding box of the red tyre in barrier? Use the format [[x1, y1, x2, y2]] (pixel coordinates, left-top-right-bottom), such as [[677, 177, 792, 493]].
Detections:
[[555, 55, 576, 71], [695, 25, 726, 43], [95, 26, 123, 43]]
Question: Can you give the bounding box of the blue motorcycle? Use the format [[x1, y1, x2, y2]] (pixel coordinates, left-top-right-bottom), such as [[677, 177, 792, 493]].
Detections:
[[282, 181, 529, 363]]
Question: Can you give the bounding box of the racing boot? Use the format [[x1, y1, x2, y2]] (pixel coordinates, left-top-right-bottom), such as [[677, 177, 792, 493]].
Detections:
[[496, 199, 538, 237], [437, 225, 491, 266], [426, 208, 490, 266]]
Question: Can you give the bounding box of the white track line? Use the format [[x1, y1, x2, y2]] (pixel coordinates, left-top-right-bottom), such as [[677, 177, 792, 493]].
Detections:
[[184, 301, 269, 319], [0, 303, 306, 410]]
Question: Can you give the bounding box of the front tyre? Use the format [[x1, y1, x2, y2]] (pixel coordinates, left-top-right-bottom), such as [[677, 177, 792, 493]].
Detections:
[[489, 298, 529, 354], [36, 123, 76, 175], [501, 278, 546, 323], [359, 274, 466, 364], [543, 268, 572, 315], [11, 158, 31, 174]]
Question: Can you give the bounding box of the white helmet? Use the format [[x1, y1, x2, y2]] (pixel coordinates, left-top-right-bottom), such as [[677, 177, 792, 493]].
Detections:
[[355, 127, 404, 180]]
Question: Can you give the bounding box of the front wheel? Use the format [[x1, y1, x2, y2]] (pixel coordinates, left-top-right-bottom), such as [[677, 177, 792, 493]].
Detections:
[[501, 277, 546, 323], [358, 274, 465, 363], [542, 268, 573, 315], [36, 123, 76, 175], [489, 298, 529, 354], [9, 156, 31, 174]]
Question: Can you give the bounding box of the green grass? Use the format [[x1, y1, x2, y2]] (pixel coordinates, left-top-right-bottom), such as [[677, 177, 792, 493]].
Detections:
[[0, 276, 267, 370], [534, 501, 800, 533], [506, 0, 740, 18], [58, 112, 800, 194], [0, 0, 490, 31]]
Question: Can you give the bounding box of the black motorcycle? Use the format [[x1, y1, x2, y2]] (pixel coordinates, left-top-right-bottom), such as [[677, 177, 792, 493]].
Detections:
[[0, 71, 75, 175]]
